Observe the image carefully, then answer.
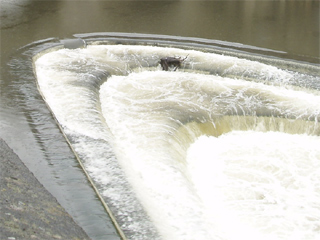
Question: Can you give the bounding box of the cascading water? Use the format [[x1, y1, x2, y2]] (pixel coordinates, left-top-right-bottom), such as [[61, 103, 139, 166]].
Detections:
[[34, 37, 320, 240]]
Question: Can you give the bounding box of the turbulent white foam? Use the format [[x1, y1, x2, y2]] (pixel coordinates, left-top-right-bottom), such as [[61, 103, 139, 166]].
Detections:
[[187, 132, 320, 240], [100, 71, 320, 240], [34, 44, 320, 240]]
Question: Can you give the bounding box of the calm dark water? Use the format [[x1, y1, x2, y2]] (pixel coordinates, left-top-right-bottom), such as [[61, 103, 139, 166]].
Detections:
[[0, 1, 319, 239]]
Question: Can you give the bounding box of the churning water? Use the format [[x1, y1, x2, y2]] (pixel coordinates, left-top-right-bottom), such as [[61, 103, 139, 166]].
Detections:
[[34, 39, 320, 240]]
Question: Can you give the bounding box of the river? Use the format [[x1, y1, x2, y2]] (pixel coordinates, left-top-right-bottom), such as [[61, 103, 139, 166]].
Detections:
[[1, 1, 319, 240]]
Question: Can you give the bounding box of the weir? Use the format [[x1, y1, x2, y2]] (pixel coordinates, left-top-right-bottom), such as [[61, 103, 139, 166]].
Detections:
[[33, 33, 320, 240]]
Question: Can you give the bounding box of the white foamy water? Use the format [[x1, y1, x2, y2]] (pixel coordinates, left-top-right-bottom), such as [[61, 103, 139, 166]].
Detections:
[[187, 132, 320, 240], [34, 44, 320, 240]]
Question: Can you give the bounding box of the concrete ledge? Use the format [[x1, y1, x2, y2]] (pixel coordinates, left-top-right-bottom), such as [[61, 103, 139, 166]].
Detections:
[[0, 138, 90, 240]]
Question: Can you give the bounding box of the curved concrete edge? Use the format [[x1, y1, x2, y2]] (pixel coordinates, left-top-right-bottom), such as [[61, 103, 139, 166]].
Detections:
[[32, 44, 127, 240], [60, 38, 87, 49], [0, 138, 90, 240]]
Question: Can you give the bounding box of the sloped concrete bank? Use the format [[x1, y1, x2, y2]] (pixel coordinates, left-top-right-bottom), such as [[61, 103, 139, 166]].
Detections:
[[0, 138, 89, 240]]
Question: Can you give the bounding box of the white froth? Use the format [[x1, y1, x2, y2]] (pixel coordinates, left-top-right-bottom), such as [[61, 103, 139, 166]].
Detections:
[[34, 44, 320, 240], [187, 132, 320, 240], [100, 71, 320, 240]]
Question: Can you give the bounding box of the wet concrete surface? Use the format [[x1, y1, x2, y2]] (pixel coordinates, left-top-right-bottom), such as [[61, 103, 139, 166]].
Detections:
[[0, 138, 89, 240]]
